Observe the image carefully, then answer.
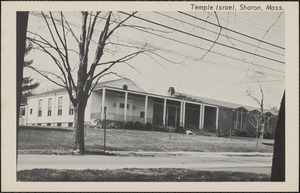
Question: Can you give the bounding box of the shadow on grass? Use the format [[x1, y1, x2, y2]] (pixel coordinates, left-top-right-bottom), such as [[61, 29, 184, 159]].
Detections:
[[262, 142, 274, 146], [18, 125, 73, 132], [81, 151, 118, 156]]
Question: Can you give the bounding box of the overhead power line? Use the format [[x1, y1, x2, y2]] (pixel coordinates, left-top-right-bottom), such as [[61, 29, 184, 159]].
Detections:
[[154, 12, 284, 57], [127, 25, 284, 74], [178, 11, 285, 50], [119, 11, 285, 64], [140, 79, 284, 87]]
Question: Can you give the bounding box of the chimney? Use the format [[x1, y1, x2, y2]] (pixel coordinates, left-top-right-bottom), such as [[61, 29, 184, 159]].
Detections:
[[168, 87, 175, 96]]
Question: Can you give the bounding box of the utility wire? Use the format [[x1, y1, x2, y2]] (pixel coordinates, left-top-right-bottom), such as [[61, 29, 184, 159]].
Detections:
[[119, 11, 285, 64], [128, 26, 284, 74], [30, 11, 284, 74], [154, 12, 284, 57], [179, 11, 285, 50], [139, 79, 284, 86]]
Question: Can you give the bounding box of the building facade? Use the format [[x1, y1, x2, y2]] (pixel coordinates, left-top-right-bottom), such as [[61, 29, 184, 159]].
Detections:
[[20, 79, 277, 138]]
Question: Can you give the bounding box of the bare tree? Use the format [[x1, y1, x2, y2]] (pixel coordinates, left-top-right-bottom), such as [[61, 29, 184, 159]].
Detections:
[[246, 71, 268, 147], [27, 11, 149, 154]]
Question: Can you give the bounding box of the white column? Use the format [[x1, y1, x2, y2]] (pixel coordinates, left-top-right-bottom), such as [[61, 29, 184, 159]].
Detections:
[[216, 107, 219, 131], [179, 101, 183, 126], [124, 91, 128, 121], [101, 88, 106, 121], [199, 105, 202, 129], [25, 105, 28, 125], [236, 109, 239, 130], [241, 109, 243, 130], [144, 95, 148, 123], [202, 105, 205, 129], [182, 102, 186, 127], [163, 98, 167, 125]]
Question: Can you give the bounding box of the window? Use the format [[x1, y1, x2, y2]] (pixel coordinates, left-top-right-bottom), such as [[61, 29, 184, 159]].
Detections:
[[38, 99, 42, 117], [38, 123, 41, 126], [119, 103, 129, 109], [48, 98, 52, 116], [47, 123, 51, 126], [68, 122, 73, 127], [69, 101, 74, 115], [20, 108, 25, 118], [58, 97, 63, 115], [140, 111, 145, 118], [30, 108, 33, 114], [57, 123, 61, 127]]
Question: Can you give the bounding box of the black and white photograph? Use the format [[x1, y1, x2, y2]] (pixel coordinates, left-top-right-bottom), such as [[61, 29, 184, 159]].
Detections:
[[1, 1, 299, 192]]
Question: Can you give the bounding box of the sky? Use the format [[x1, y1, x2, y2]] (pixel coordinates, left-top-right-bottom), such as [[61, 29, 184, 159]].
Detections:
[[25, 11, 285, 109]]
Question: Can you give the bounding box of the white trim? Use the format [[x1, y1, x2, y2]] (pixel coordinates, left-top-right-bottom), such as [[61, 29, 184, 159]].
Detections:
[[183, 102, 186, 127], [94, 86, 218, 108], [144, 95, 148, 123], [216, 107, 219, 131], [180, 101, 183, 127], [101, 88, 106, 121], [124, 91, 128, 121], [163, 98, 167, 125]]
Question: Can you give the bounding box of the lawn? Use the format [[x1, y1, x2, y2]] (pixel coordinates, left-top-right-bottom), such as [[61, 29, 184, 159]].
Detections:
[[18, 126, 274, 154], [17, 168, 271, 182]]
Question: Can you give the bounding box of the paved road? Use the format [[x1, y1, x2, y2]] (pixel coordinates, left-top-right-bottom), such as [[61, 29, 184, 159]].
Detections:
[[17, 152, 273, 174]]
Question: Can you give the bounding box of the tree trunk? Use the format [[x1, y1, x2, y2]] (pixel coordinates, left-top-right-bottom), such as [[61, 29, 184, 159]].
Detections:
[[73, 100, 86, 154], [17, 12, 29, 157], [255, 126, 259, 147], [271, 92, 285, 181]]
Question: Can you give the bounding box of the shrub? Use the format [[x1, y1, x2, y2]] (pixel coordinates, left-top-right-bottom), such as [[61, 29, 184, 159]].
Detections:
[[119, 121, 125, 129], [151, 125, 169, 132], [144, 122, 153, 131], [203, 126, 216, 133], [263, 131, 272, 139], [175, 126, 186, 134], [125, 121, 134, 130], [85, 121, 97, 129], [235, 130, 247, 137], [134, 121, 144, 130]]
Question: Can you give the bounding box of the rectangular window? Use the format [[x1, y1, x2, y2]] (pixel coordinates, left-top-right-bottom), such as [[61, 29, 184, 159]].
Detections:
[[69, 101, 74, 115], [20, 108, 25, 118], [68, 122, 73, 127], [48, 98, 52, 116], [57, 123, 61, 127], [30, 108, 33, 114], [38, 99, 42, 117], [37, 123, 41, 126], [58, 97, 63, 115], [140, 111, 145, 118], [119, 103, 124, 108], [47, 123, 51, 126]]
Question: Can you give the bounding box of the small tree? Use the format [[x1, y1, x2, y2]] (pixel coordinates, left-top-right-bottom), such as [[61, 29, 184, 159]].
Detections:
[[246, 71, 267, 146]]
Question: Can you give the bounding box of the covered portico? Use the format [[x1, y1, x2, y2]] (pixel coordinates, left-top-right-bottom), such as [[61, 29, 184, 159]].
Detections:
[[95, 86, 219, 130]]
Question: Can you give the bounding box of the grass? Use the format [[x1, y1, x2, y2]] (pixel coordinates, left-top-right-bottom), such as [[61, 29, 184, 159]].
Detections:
[[17, 168, 271, 182], [18, 126, 274, 154]]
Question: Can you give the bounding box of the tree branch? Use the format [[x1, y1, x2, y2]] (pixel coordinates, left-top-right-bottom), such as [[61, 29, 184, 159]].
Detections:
[[93, 50, 144, 80], [27, 65, 67, 88]]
